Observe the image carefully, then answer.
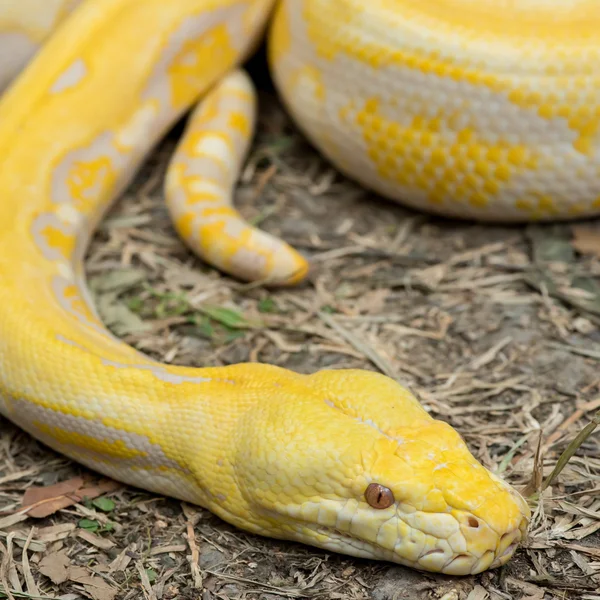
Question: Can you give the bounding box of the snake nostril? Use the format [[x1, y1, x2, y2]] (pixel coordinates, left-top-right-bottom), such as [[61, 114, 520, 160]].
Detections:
[[467, 517, 480, 529]]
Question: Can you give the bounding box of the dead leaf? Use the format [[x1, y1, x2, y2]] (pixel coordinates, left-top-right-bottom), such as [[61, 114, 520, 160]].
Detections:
[[68, 565, 96, 583], [22, 477, 121, 518], [77, 529, 116, 550], [22, 476, 84, 512], [68, 566, 118, 600], [572, 226, 600, 258], [39, 550, 70, 584], [466, 586, 488, 600]]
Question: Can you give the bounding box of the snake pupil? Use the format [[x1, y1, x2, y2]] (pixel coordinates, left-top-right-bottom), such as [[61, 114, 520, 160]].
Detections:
[[365, 483, 394, 509]]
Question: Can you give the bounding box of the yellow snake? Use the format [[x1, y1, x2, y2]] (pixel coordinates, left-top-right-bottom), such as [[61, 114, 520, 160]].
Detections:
[[4, 0, 599, 576]]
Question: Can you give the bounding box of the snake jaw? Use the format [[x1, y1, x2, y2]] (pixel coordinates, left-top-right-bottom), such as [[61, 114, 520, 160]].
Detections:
[[258, 490, 529, 575], [244, 463, 531, 575]]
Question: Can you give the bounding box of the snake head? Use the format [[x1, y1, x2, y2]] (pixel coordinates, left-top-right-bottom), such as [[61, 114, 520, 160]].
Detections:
[[235, 369, 530, 575]]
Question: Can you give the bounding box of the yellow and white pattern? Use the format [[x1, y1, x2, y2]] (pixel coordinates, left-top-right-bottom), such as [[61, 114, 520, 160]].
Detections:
[[2, 0, 598, 575]]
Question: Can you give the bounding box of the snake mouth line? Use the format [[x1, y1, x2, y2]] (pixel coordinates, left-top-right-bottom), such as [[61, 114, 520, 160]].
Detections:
[[310, 524, 398, 562], [308, 522, 521, 575], [310, 524, 458, 572], [310, 523, 455, 568], [489, 540, 519, 569], [315, 525, 368, 545]]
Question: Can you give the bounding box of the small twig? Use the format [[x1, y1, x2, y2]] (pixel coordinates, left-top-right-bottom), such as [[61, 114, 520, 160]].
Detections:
[[545, 341, 600, 361], [181, 503, 202, 589]]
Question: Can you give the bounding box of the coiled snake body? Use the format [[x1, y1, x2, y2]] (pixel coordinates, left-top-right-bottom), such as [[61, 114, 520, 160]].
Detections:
[[2, 0, 598, 575]]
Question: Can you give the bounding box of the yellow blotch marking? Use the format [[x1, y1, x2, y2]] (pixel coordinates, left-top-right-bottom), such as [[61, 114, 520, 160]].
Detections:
[[515, 194, 560, 218], [301, 0, 600, 160], [509, 91, 600, 156], [196, 220, 271, 269], [35, 423, 147, 460], [537, 195, 558, 214], [63, 284, 78, 299], [355, 97, 540, 208], [167, 25, 238, 110], [228, 111, 250, 135], [174, 213, 195, 240], [67, 156, 116, 211], [573, 137, 594, 155], [571, 113, 599, 156], [40, 225, 74, 258]]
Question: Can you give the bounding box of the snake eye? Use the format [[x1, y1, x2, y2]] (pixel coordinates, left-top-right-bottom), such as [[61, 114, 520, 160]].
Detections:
[[365, 483, 395, 509]]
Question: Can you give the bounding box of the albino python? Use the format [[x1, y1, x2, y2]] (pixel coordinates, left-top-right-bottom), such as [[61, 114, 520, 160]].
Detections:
[[2, 0, 599, 577]]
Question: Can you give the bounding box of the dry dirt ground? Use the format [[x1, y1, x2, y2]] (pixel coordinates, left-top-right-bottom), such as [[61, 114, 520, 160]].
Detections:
[[1, 52, 600, 600]]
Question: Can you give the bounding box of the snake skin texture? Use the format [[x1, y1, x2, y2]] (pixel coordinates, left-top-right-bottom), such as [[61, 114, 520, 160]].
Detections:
[[4, 0, 598, 575]]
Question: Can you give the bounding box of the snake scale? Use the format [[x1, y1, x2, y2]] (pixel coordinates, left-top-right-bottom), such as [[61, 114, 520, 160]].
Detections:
[[1, 0, 598, 576]]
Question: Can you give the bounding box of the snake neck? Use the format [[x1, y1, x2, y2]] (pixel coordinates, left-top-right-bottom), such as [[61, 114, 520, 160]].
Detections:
[[0, 0, 280, 519], [0, 280, 308, 526]]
